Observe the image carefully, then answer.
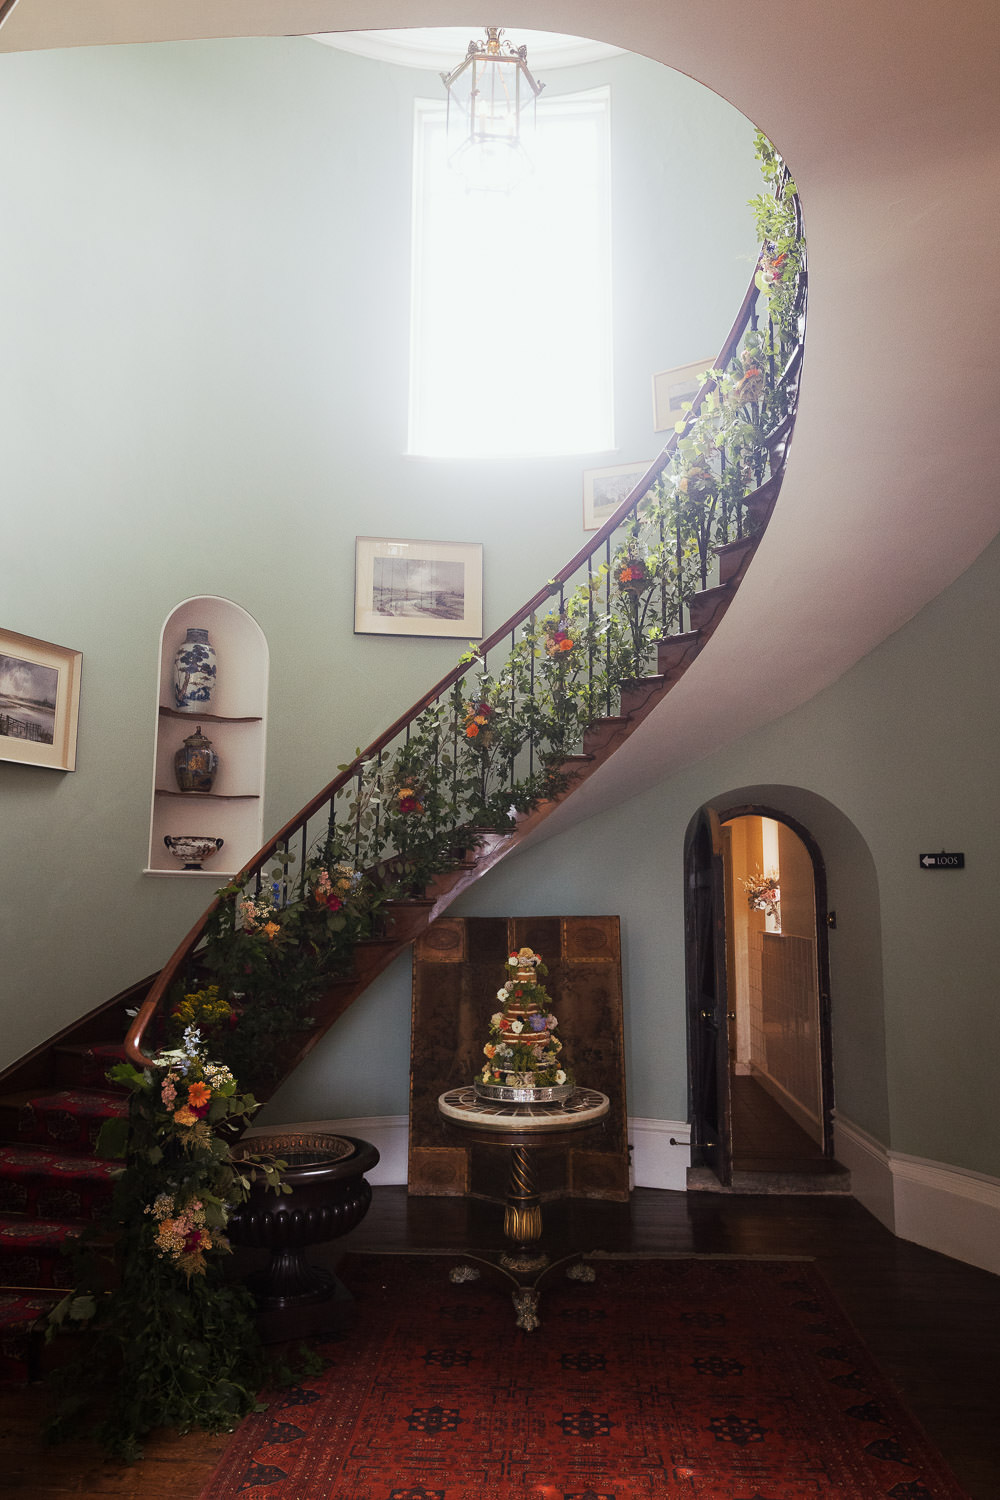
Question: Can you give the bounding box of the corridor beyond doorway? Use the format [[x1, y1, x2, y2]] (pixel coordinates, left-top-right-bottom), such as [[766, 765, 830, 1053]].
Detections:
[[730, 1074, 841, 1176]]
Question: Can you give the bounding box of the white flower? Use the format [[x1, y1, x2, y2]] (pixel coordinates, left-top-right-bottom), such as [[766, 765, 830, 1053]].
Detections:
[[482, 1064, 491, 1080], [506, 956, 518, 968], [509, 1019, 523, 1034], [491, 1010, 504, 1026], [496, 988, 508, 1002], [555, 1070, 567, 1085], [545, 1014, 557, 1030]]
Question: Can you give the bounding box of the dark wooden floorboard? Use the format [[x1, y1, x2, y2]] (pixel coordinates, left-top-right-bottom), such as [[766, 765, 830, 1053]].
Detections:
[[730, 1072, 830, 1170], [3, 1186, 998, 1497]]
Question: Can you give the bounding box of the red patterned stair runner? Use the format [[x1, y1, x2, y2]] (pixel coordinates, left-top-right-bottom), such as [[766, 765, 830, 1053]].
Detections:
[[0, 1050, 128, 1379]]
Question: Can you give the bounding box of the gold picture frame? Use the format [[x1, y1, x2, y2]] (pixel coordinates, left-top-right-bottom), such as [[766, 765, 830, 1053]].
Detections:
[[582, 461, 653, 532], [0, 627, 82, 771], [354, 536, 484, 639], [651, 356, 715, 432]]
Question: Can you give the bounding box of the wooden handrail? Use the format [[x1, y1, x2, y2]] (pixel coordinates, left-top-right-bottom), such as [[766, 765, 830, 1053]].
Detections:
[[126, 206, 804, 1070]]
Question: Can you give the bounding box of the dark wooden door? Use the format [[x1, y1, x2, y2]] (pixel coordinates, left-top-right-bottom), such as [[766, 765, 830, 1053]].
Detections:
[[685, 805, 732, 1184]]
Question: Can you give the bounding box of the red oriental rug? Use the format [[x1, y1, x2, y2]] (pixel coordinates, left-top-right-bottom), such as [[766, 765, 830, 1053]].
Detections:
[[201, 1254, 969, 1500]]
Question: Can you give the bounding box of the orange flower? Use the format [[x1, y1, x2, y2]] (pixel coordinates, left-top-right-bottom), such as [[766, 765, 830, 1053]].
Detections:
[[187, 1082, 211, 1109], [173, 1105, 198, 1126], [466, 722, 480, 738], [263, 921, 281, 940]]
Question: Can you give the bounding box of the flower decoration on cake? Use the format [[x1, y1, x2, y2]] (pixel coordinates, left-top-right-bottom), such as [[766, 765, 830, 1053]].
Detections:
[[475, 946, 574, 1095]]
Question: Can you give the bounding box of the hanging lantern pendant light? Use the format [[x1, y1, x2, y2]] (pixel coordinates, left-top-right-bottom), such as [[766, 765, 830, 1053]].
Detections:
[[441, 27, 545, 189]]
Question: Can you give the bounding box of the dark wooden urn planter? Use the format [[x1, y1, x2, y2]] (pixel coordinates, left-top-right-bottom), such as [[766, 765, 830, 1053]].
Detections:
[[229, 1131, 379, 1342]]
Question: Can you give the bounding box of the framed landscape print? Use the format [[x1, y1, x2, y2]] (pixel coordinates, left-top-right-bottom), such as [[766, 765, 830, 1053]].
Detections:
[[651, 356, 714, 432], [583, 461, 653, 531], [0, 628, 82, 770], [355, 536, 484, 639]]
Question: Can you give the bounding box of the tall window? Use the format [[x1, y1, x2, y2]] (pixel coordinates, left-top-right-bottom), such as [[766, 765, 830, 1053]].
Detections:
[[409, 88, 612, 458]]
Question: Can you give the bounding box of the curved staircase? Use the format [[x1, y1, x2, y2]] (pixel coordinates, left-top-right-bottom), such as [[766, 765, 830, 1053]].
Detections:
[[0, 174, 805, 1380]]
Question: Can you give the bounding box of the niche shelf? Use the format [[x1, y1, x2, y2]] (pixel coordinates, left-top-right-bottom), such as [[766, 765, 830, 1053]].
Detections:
[[146, 596, 269, 877]]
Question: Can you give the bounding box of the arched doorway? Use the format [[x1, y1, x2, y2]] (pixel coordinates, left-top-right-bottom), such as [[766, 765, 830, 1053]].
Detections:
[[685, 801, 838, 1186]]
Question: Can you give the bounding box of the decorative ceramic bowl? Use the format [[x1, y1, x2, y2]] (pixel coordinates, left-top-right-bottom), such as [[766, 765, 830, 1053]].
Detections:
[[163, 834, 224, 870]]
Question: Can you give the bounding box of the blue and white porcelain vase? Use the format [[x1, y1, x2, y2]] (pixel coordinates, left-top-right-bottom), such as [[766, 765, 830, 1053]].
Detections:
[[173, 627, 217, 712]]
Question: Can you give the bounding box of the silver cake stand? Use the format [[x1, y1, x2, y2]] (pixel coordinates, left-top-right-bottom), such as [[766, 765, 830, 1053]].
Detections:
[[437, 1085, 610, 1331]]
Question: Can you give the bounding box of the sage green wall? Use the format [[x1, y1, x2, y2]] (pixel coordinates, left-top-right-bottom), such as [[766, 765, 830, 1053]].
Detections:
[[302, 526, 998, 1177], [0, 38, 759, 1069]]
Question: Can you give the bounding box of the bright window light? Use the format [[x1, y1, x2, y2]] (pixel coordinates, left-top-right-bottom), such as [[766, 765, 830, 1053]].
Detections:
[[409, 88, 613, 458]]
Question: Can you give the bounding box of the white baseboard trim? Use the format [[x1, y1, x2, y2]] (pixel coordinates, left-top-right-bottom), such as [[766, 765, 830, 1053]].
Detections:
[[245, 1115, 409, 1187], [835, 1114, 1000, 1276], [628, 1117, 690, 1192], [832, 1116, 896, 1231]]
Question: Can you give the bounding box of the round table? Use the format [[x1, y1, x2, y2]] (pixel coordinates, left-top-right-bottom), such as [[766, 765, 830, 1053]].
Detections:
[[437, 1086, 610, 1330]]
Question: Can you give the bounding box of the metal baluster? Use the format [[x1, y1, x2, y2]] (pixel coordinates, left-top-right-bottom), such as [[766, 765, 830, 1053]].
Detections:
[[587, 553, 596, 722], [374, 750, 383, 860], [719, 446, 729, 550], [604, 534, 612, 716], [353, 767, 363, 866], [528, 617, 535, 781], [451, 685, 460, 825]]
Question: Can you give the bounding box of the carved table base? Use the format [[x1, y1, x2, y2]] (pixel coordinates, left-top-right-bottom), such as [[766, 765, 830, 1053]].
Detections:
[[438, 1089, 609, 1331]]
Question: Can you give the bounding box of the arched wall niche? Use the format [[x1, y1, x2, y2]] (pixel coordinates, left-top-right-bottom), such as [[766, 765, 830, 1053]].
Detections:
[[702, 783, 891, 1146], [147, 595, 269, 877]]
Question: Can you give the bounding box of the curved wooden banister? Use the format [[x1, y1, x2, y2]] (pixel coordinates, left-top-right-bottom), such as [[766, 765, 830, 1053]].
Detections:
[[127, 186, 805, 1072]]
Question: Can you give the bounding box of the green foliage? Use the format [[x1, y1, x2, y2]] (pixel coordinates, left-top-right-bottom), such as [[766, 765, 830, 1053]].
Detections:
[[46, 1035, 286, 1460], [749, 130, 804, 347], [149, 134, 804, 1102]]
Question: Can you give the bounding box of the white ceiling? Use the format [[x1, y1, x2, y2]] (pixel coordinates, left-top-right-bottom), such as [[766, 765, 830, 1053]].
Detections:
[[309, 27, 622, 70], [2, 0, 998, 833]]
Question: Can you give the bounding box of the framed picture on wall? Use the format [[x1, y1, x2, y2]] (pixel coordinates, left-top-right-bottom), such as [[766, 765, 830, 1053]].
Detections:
[[582, 461, 653, 531], [355, 536, 484, 639], [0, 628, 82, 771], [651, 357, 715, 432]]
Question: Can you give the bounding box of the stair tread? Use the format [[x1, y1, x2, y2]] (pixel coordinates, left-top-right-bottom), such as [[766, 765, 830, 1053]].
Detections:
[[0, 1145, 120, 1179], [20, 1090, 128, 1114], [0, 1214, 88, 1241]]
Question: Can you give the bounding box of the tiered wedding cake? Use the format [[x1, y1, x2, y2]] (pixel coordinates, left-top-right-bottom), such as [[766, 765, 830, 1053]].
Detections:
[[475, 946, 574, 1102]]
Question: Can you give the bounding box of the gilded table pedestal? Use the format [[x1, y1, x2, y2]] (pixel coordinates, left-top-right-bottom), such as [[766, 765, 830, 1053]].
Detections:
[[437, 1086, 610, 1330]]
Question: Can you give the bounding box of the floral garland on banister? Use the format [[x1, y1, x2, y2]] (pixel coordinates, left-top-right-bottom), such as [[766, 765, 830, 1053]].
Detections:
[[154, 139, 804, 1099], [46, 1028, 287, 1460]]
